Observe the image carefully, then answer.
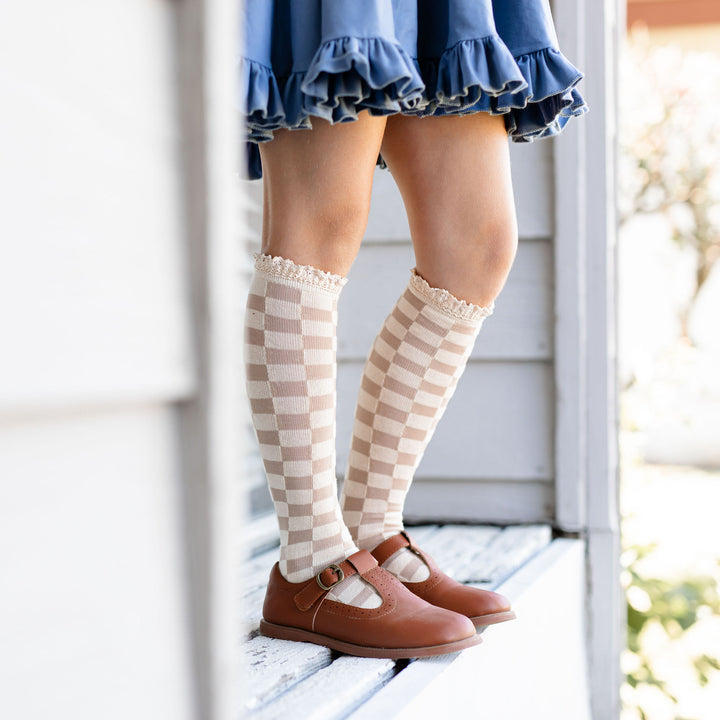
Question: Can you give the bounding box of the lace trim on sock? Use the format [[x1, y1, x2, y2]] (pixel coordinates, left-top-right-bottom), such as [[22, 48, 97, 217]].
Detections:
[[409, 269, 494, 323], [254, 253, 347, 293]]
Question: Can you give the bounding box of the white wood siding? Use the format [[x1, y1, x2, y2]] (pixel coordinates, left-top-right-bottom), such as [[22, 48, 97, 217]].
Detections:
[[0, 3, 243, 719], [0, 406, 194, 720], [553, 2, 623, 718], [338, 239, 553, 361], [0, 1, 191, 411]]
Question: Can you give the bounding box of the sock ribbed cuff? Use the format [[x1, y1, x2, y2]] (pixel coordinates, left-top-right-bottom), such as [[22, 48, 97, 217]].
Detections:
[[254, 253, 347, 294], [408, 268, 494, 324]]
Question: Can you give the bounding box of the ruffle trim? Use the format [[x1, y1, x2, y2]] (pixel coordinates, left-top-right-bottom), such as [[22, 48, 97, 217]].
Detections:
[[240, 58, 285, 142], [296, 36, 425, 123], [409, 269, 494, 323], [242, 35, 424, 139], [253, 253, 347, 293], [414, 44, 587, 129], [499, 48, 588, 141], [241, 38, 588, 178], [415, 35, 527, 116]]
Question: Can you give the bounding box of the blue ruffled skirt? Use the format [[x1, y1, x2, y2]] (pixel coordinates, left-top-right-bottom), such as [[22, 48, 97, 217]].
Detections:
[[239, 0, 588, 179]]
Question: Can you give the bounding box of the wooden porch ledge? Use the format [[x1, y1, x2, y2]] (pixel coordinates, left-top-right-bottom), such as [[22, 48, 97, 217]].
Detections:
[[240, 523, 590, 719]]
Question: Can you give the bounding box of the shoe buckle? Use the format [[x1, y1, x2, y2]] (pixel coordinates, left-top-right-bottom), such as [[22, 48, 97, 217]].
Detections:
[[316, 563, 345, 591]]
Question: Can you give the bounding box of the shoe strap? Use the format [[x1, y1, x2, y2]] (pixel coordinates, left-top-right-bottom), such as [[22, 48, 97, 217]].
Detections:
[[293, 550, 378, 612], [370, 531, 414, 566]]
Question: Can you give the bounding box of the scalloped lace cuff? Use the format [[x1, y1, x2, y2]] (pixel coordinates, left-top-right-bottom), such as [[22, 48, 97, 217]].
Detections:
[[408, 269, 494, 323], [253, 253, 347, 293]]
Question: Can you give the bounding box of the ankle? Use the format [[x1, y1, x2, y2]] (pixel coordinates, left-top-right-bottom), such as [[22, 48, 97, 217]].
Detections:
[[354, 529, 398, 552]]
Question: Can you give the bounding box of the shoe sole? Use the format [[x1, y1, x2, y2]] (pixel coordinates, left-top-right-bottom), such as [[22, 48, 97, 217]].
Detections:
[[470, 610, 517, 629], [259, 619, 483, 659]]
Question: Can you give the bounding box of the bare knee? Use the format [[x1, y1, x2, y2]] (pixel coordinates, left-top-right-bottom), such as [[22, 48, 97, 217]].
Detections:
[[454, 218, 518, 306], [413, 212, 518, 307], [473, 215, 519, 286], [309, 194, 371, 246]]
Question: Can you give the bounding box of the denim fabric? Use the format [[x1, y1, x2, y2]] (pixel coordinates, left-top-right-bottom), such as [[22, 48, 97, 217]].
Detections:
[[239, 0, 587, 179]]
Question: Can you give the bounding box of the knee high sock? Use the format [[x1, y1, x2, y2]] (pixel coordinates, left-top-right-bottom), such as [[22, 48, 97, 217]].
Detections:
[[340, 269, 493, 582], [244, 253, 380, 608]]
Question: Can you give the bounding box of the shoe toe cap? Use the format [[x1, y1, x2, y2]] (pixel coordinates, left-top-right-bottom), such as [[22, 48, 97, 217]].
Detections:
[[421, 605, 477, 644], [482, 589, 512, 613], [441, 584, 512, 618]]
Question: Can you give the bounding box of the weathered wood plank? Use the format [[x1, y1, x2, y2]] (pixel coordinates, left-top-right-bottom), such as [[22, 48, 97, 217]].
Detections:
[[244, 513, 280, 557], [239, 559, 277, 636], [239, 545, 285, 637], [414, 525, 551, 584], [412, 525, 503, 579], [462, 525, 553, 584], [240, 592, 266, 638], [240, 548, 279, 599], [250, 655, 395, 720], [398, 524, 440, 546], [243, 636, 333, 713], [337, 240, 553, 362]]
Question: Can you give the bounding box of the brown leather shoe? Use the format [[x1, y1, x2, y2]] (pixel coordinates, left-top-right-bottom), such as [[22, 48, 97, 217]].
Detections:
[[260, 549, 482, 658], [371, 532, 517, 629]]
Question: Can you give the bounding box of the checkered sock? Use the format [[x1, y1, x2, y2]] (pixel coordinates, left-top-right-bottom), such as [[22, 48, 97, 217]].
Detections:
[[244, 254, 381, 608], [341, 269, 493, 582]]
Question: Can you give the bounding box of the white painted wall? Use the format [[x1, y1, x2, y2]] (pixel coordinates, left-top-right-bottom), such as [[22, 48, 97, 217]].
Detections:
[[0, 3, 243, 719], [0, 406, 195, 720], [0, 1, 191, 411]]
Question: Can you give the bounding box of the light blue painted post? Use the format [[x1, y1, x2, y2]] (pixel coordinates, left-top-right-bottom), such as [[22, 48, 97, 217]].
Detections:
[[554, 0, 623, 717]]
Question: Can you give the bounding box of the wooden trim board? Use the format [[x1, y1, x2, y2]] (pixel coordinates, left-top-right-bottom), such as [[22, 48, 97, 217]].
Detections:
[[349, 539, 590, 720], [402, 479, 555, 525]]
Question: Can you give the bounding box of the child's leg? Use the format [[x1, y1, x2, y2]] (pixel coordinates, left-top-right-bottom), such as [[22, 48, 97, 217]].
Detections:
[[380, 113, 518, 306], [258, 114, 387, 275], [341, 113, 518, 581], [247, 113, 386, 607]]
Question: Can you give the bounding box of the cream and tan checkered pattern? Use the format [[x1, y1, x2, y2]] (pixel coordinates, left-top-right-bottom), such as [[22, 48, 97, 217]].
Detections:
[[244, 254, 380, 608], [341, 269, 493, 582]]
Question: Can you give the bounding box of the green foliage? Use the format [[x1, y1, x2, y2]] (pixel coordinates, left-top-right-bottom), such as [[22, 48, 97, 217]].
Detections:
[[622, 544, 720, 719]]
